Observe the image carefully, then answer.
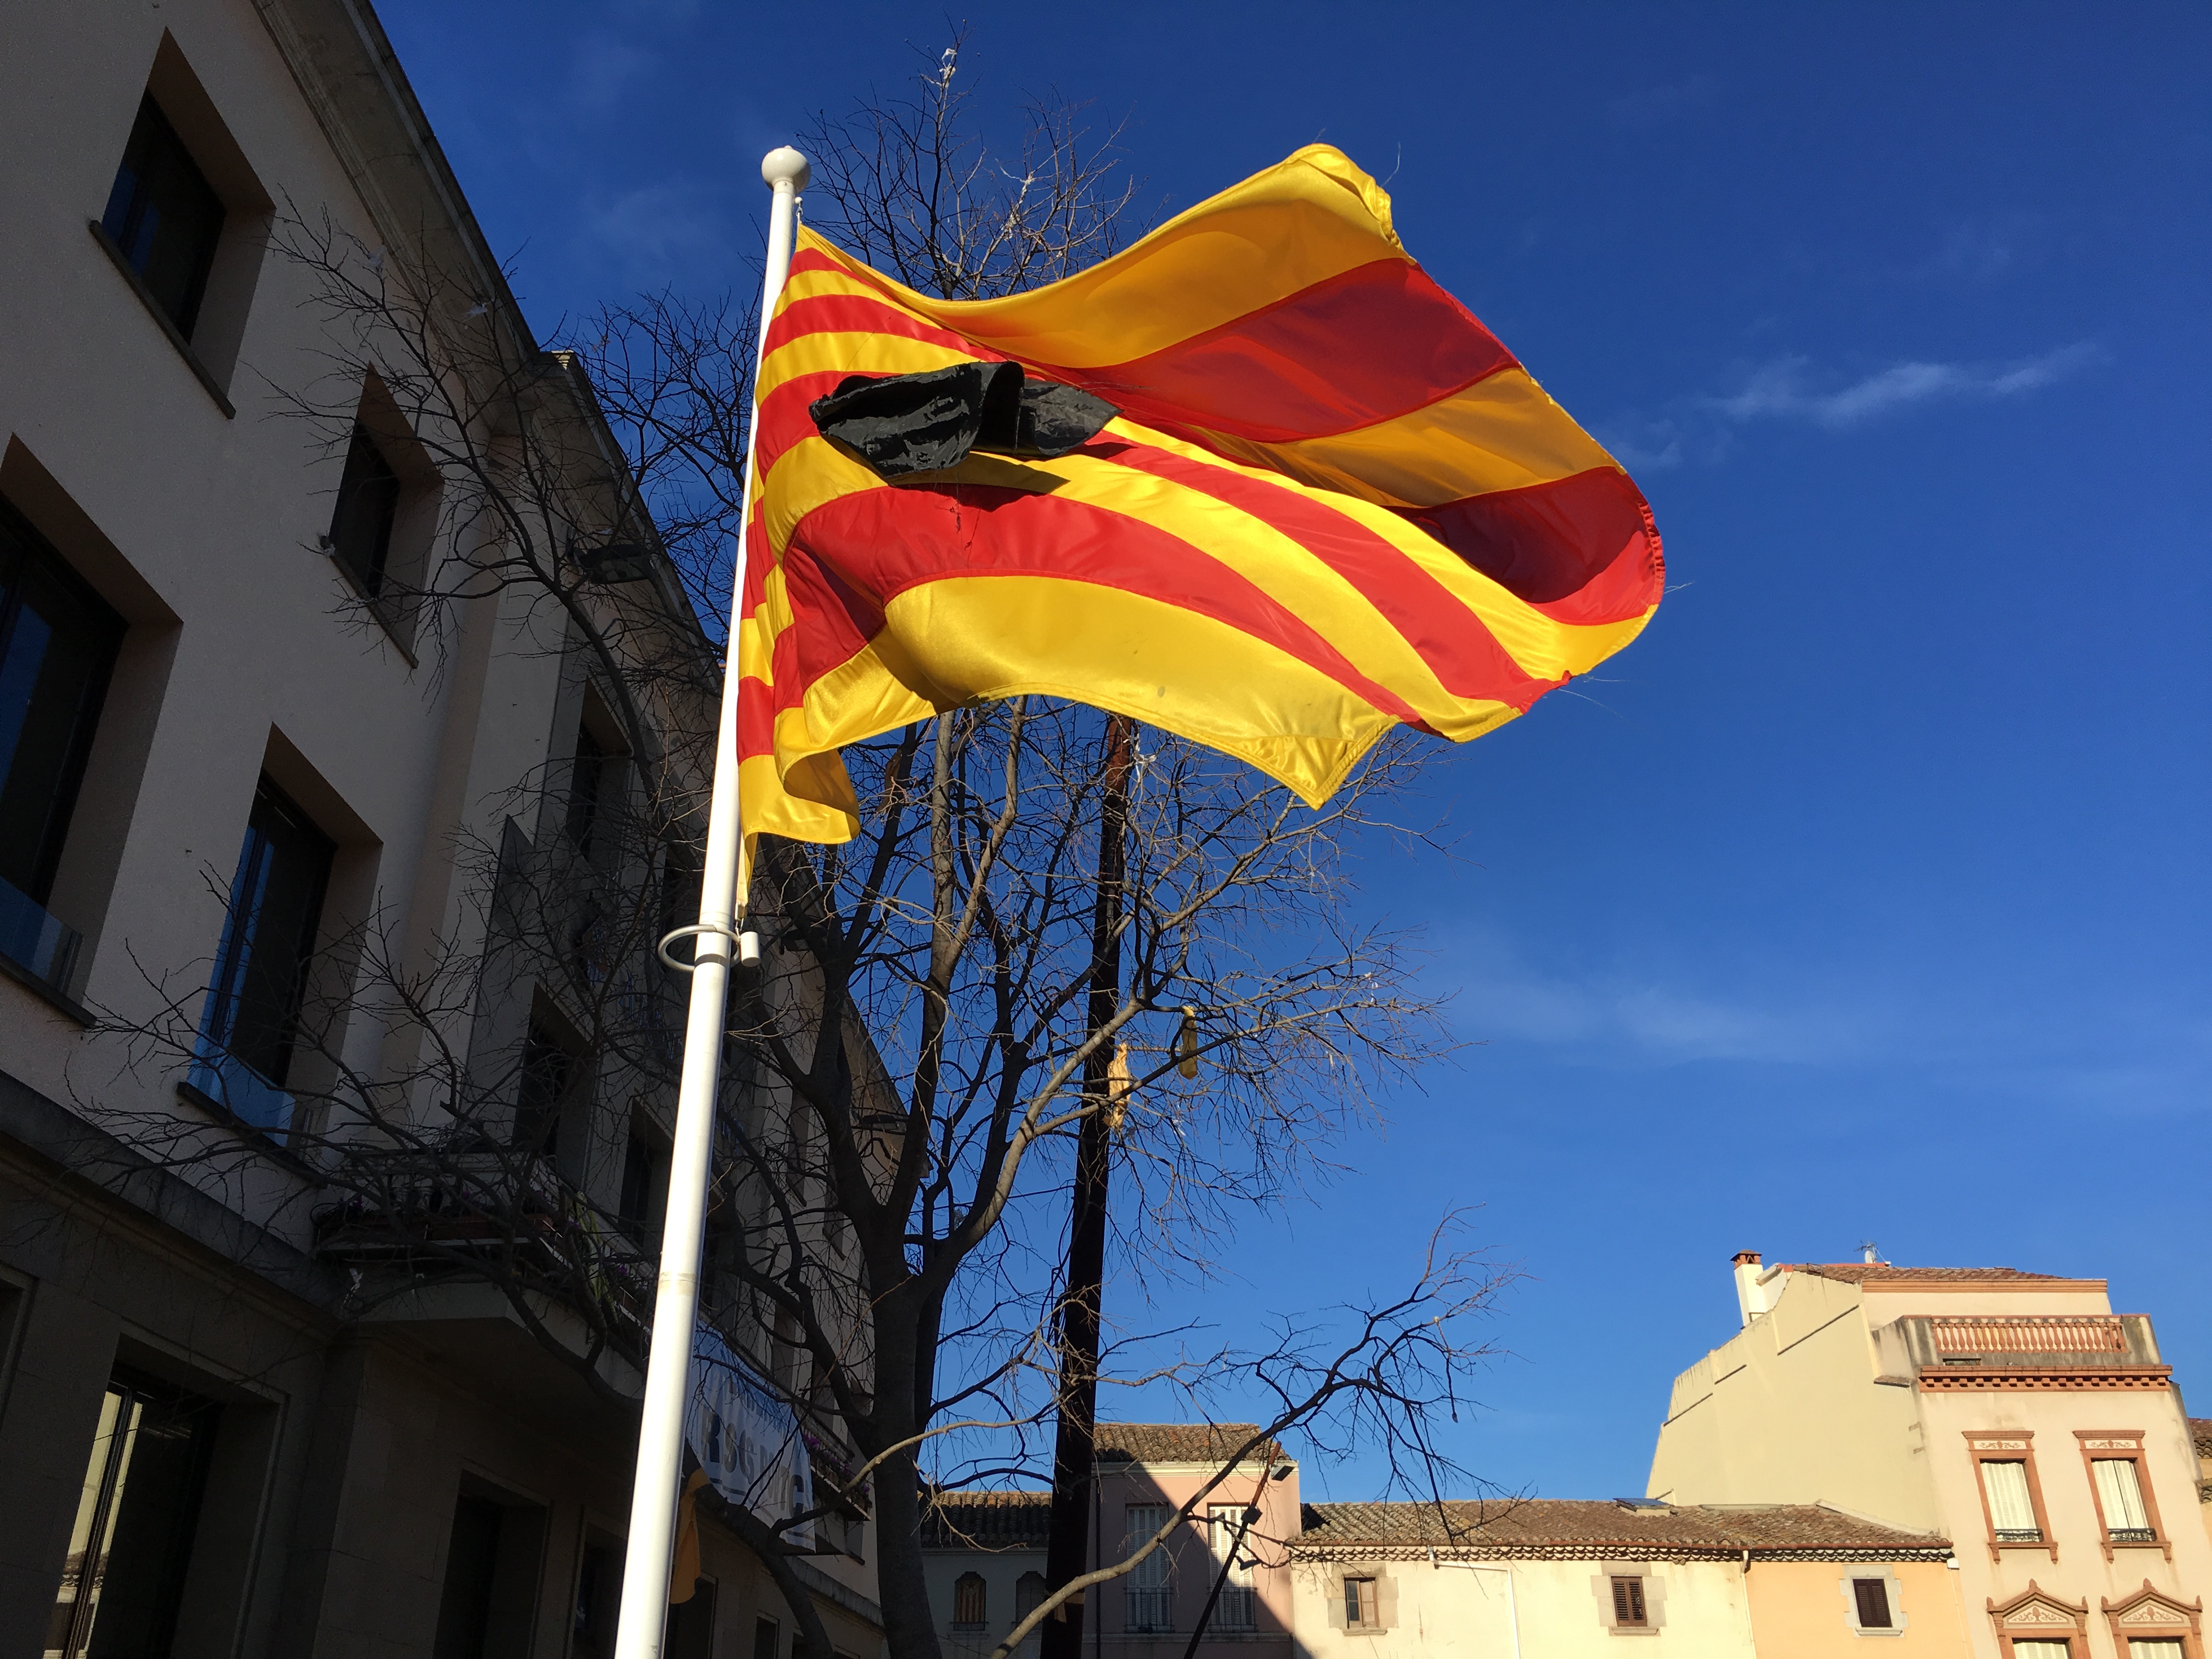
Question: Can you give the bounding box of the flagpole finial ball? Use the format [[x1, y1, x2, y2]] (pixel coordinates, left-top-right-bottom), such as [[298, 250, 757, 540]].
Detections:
[[762, 147, 811, 192]]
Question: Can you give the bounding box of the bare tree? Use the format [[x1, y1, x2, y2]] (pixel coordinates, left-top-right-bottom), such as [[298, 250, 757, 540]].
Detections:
[[571, 40, 1503, 1658], [70, 35, 1505, 1659]]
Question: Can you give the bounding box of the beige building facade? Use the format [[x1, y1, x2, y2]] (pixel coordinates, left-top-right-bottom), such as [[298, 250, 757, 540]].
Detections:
[[0, 3, 876, 1657], [921, 1435, 1968, 1658], [1290, 1499, 1967, 1658], [1650, 1256, 2208, 1659]]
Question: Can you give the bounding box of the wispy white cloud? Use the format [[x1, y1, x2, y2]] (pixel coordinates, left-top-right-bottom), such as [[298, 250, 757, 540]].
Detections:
[[1906, 213, 2043, 283], [1449, 937, 1883, 1067], [1598, 341, 2104, 467], [580, 179, 729, 282], [1703, 342, 2103, 429], [1443, 929, 2211, 1116]]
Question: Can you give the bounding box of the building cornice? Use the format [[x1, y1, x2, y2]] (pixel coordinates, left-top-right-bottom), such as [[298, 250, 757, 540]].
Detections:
[[1861, 1278, 2108, 1294], [1918, 1366, 2171, 1392], [1290, 1543, 1956, 1565]]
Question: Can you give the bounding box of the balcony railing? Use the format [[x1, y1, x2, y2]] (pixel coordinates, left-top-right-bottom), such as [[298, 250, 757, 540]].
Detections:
[[1212, 1584, 1256, 1632], [2109, 1527, 2157, 1544], [309, 1148, 657, 1351], [1994, 1528, 2044, 1544], [184, 1034, 296, 1135], [1932, 1316, 2128, 1356], [1126, 1585, 1173, 1633], [0, 874, 83, 999]]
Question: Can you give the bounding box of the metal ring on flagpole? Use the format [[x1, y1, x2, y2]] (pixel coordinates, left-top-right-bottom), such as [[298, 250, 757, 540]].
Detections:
[[657, 924, 761, 975]]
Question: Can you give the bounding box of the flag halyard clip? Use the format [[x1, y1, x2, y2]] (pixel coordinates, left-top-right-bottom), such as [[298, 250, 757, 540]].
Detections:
[[657, 924, 761, 974]]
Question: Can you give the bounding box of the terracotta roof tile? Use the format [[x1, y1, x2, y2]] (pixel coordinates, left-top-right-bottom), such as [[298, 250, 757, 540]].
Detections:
[[920, 1489, 1051, 1550], [2190, 1418, 2212, 1459], [1093, 1423, 1282, 1465], [1787, 1264, 2068, 1284], [1293, 1500, 1949, 1558]]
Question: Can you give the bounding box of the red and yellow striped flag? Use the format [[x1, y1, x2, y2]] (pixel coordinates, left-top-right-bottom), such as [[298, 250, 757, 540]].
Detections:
[[737, 144, 1662, 867]]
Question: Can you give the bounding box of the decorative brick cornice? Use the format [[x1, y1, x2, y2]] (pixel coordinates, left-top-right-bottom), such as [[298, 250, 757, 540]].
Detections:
[[1291, 1544, 1955, 1565], [1919, 1366, 2171, 1392]]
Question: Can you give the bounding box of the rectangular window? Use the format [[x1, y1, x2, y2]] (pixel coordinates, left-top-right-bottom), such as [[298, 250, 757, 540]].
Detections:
[[0, 499, 122, 993], [619, 1130, 654, 1244], [47, 1371, 221, 1659], [1853, 1577, 1893, 1629], [569, 1542, 620, 1659], [952, 1571, 986, 1624], [2092, 1457, 2154, 1541], [512, 1014, 578, 1155], [433, 1495, 504, 1659], [328, 422, 401, 597], [190, 776, 334, 1132], [1207, 1505, 1257, 1631], [1980, 1459, 2041, 1541], [2130, 1641, 2187, 1658], [752, 1616, 780, 1659], [432, 1488, 544, 1659], [565, 720, 606, 857], [100, 95, 227, 340], [666, 1578, 715, 1659], [1611, 1576, 1648, 1627], [1345, 1575, 1380, 1628], [1125, 1504, 1172, 1632], [2011, 1644, 2072, 1659]]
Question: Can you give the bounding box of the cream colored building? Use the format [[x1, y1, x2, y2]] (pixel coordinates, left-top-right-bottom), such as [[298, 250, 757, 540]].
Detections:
[[1650, 1255, 2208, 1659], [1287, 1497, 1967, 1658], [921, 1438, 1966, 1658], [0, 3, 877, 1657]]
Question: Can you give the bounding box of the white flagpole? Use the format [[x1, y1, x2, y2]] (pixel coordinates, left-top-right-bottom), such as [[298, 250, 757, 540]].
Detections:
[[612, 144, 810, 1659]]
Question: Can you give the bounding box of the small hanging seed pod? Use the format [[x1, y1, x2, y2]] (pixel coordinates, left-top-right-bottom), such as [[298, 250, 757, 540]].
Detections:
[[1176, 1007, 1200, 1079], [1104, 1043, 1133, 1131]]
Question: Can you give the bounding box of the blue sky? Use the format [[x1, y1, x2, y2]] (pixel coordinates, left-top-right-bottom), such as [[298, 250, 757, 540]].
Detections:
[[376, 2, 2211, 1500]]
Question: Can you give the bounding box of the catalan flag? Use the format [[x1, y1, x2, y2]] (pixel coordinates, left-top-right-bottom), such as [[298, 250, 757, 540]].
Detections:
[[737, 144, 1662, 865]]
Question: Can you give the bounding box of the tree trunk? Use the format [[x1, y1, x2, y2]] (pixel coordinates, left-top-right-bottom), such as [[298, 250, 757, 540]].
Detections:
[[1039, 715, 1133, 1659]]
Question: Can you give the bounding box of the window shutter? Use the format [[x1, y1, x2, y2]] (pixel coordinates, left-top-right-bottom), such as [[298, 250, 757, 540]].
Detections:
[[1980, 1459, 2038, 1534], [1612, 1576, 1646, 1625], [1853, 1577, 1892, 1628], [2093, 1458, 2151, 1533]]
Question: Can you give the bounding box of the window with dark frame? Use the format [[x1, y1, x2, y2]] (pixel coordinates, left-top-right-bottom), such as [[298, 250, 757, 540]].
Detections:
[[752, 1616, 780, 1659], [193, 775, 334, 1131], [570, 1542, 621, 1659], [47, 1369, 222, 1659], [0, 497, 123, 992], [665, 1577, 715, 1659], [513, 1014, 578, 1155], [952, 1571, 987, 1625], [619, 1128, 654, 1244], [327, 422, 402, 597], [99, 94, 227, 340], [566, 719, 606, 857], [432, 1495, 504, 1659], [1611, 1575, 1649, 1627], [1853, 1577, 1894, 1629], [1344, 1575, 1380, 1628]]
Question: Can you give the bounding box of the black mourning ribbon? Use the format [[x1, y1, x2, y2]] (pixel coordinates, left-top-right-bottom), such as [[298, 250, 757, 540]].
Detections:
[[807, 362, 1119, 478]]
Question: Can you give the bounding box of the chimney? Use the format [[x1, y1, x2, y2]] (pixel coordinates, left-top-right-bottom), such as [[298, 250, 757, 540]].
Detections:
[[1732, 1251, 1768, 1327]]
